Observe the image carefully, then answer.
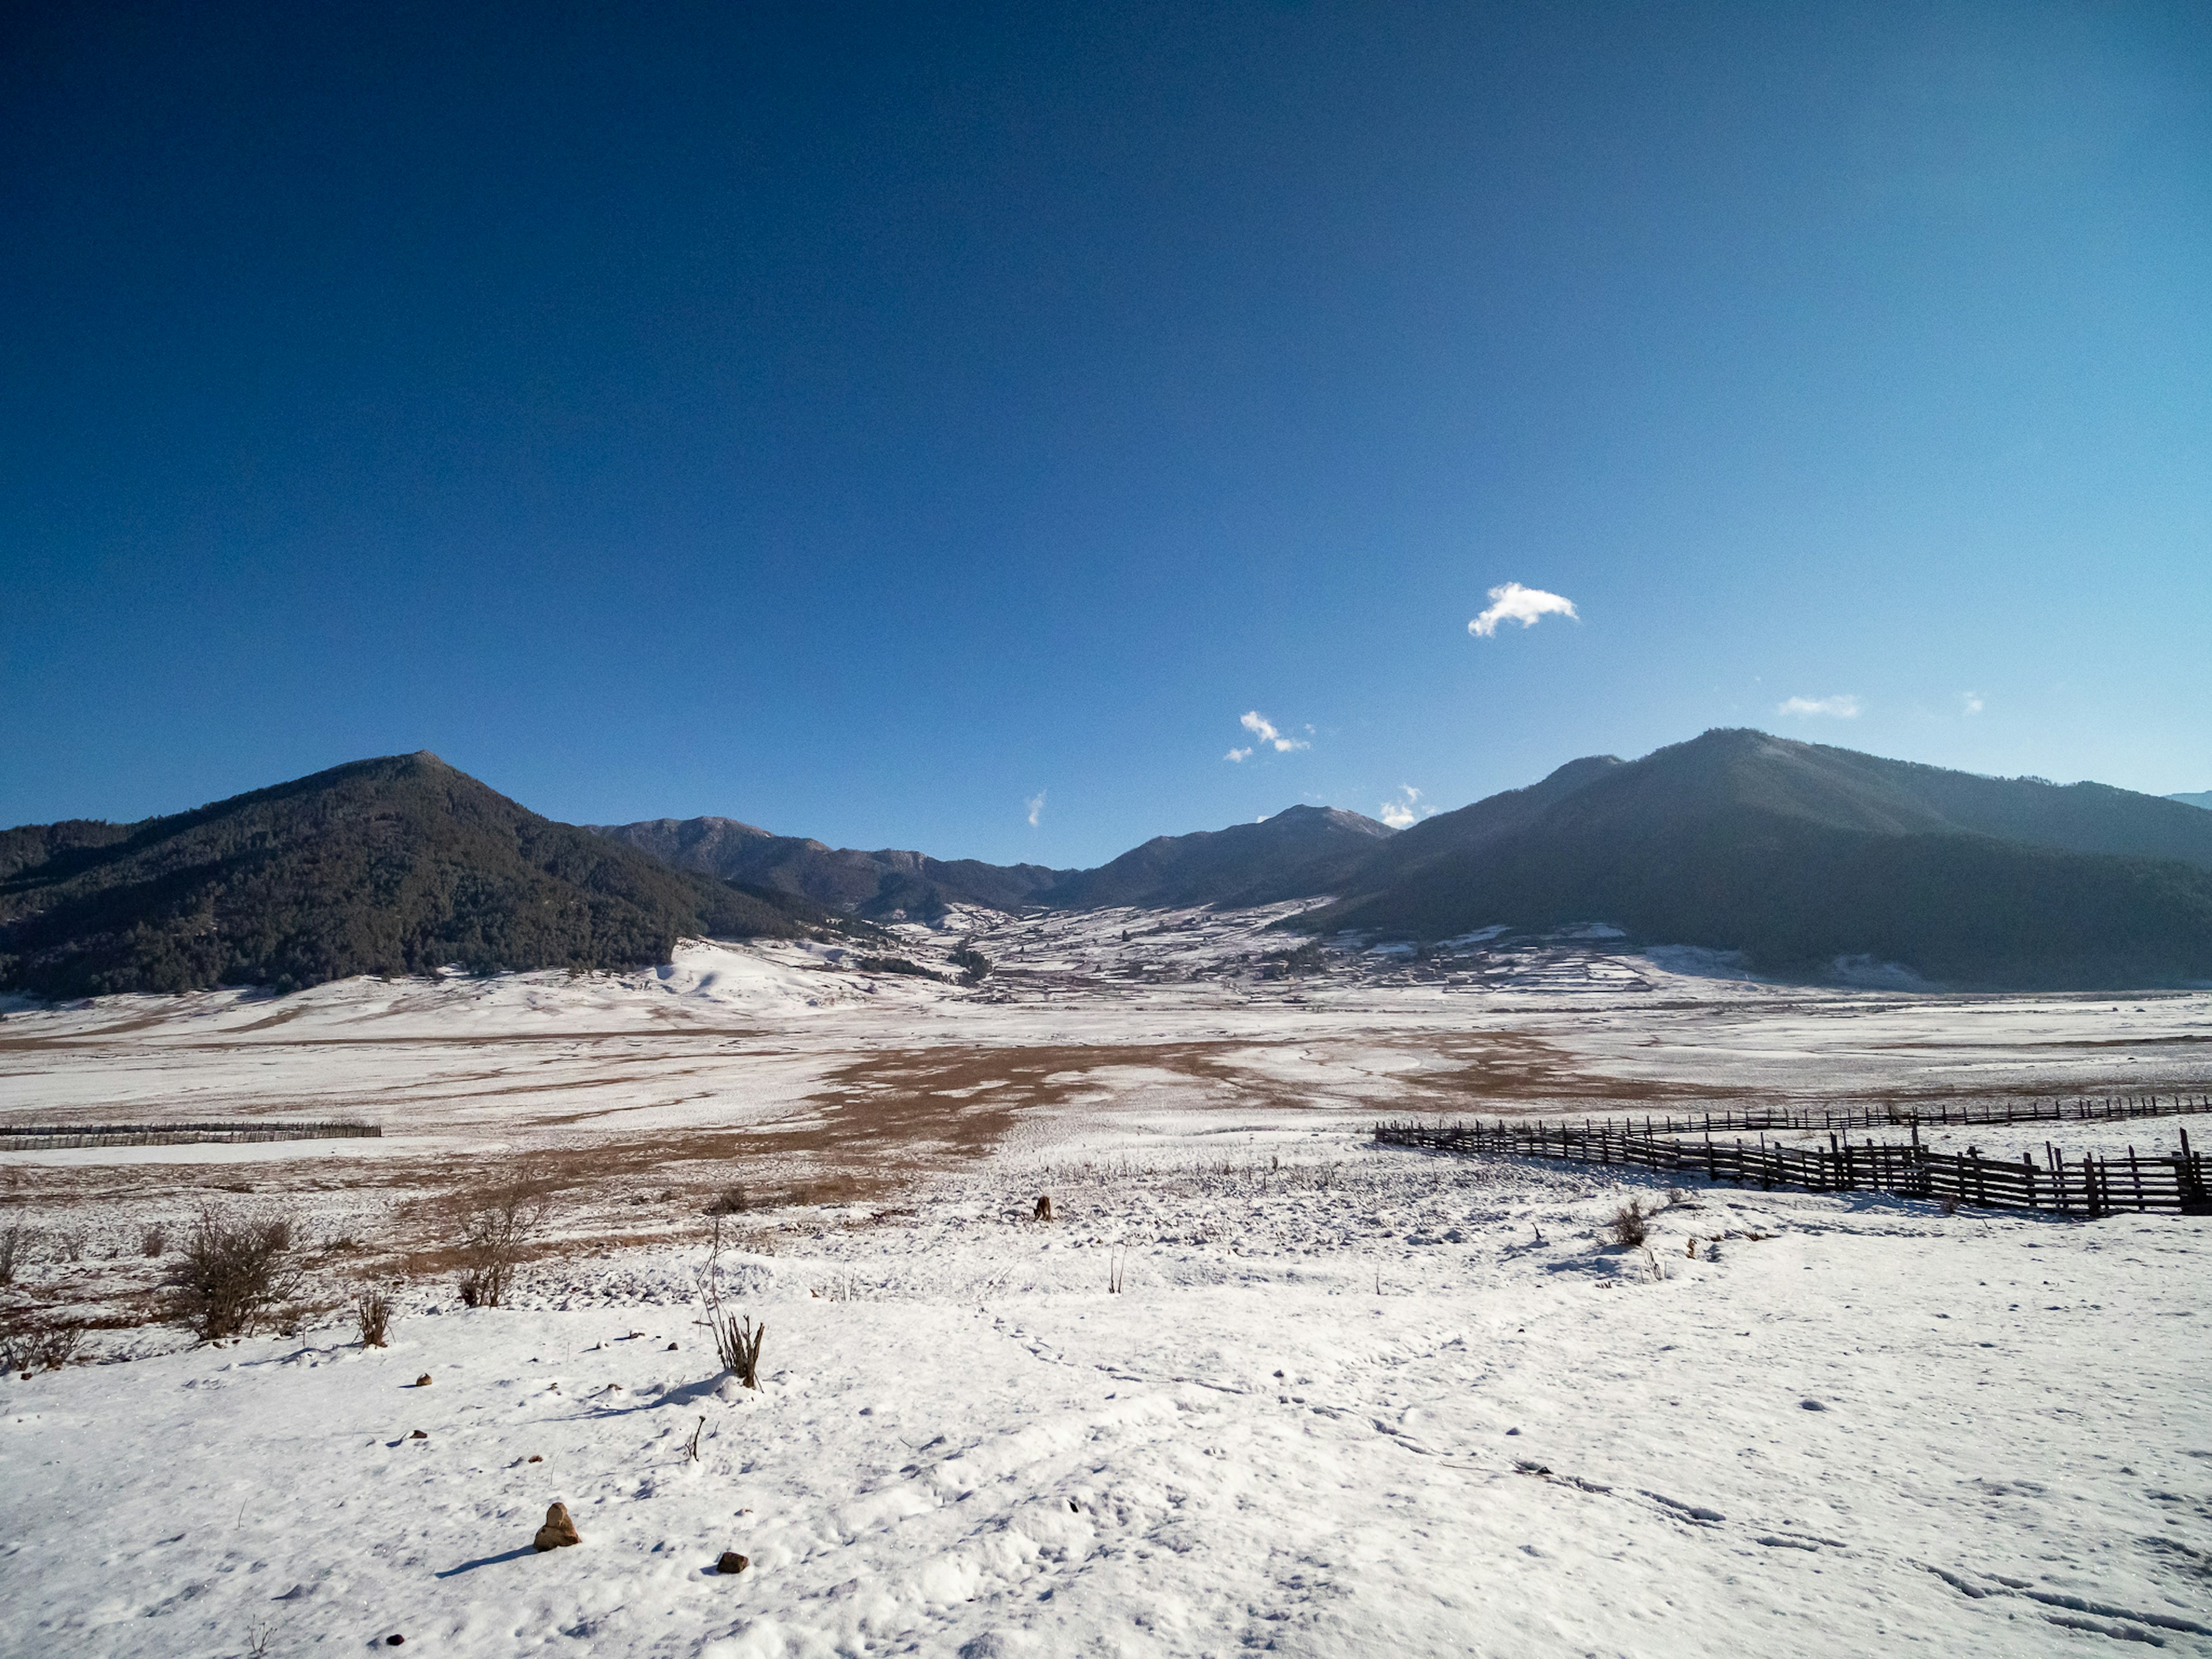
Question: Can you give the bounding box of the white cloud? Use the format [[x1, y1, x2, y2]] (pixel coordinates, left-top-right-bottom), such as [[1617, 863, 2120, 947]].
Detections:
[[1778, 694, 1862, 718], [1024, 790, 1046, 827], [1237, 711, 1308, 753], [1378, 785, 1436, 830], [1961, 691, 1984, 716], [1469, 582, 1579, 638], [1224, 746, 1253, 763]]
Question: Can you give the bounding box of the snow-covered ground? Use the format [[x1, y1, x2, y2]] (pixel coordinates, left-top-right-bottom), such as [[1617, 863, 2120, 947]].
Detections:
[[3, 914, 2211, 1654], [8, 1142, 2212, 1656]]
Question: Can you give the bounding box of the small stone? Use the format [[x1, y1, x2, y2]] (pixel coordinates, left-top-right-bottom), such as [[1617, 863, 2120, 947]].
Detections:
[[387, 1638, 405, 1647], [533, 1501, 582, 1552], [528, 1455, 542, 1463], [410, 1429, 427, 1440], [415, 1373, 432, 1387], [1033, 1195, 1054, 1222], [716, 1551, 749, 1574], [667, 1342, 679, 1352]]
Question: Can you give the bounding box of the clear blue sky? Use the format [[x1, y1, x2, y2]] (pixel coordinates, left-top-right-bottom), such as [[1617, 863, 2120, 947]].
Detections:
[[4, 2, 2207, 865]]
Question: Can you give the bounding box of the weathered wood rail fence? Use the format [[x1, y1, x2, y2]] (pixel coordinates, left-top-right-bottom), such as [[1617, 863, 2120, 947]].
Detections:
[[0, 1121, 382, 1152], [1375, 1108, 2212, 1218], [1533, 1092, 2211, 1137]]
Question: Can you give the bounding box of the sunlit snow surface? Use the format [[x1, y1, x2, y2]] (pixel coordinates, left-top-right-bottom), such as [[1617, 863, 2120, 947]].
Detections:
[[3, 907, 2210, 1655]]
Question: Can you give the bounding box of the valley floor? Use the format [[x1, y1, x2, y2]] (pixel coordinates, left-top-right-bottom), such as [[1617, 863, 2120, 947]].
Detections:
[[3, 911, 2210, 1656]]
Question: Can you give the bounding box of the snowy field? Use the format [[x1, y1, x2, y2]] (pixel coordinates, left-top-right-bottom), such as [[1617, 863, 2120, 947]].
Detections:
[[3, 911, 2211, 1655]]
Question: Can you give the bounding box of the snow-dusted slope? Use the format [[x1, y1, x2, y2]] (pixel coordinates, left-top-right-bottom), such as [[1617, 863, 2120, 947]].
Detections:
[[5, 1144, 2210, 1656], [5, 916, 2210, 1656]]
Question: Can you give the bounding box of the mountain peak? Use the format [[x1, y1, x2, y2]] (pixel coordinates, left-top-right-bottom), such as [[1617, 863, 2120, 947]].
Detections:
[[1, 757, 823, 997]]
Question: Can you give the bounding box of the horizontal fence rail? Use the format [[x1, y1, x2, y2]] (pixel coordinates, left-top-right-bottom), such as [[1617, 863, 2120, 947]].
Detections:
[[1376, 1111, 2212, 1218], [0, 1120, 381, 1152], [1541, 1093, 2211, 1138]]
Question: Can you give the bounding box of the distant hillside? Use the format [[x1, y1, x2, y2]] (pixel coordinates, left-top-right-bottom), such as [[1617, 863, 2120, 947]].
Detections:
[[2172, 791, 2212, 811], [0, 754, 825, 998], [588, 816, 1071, 920], [1038, 805, 1395, 911], [1304, 730, 2212, 988]]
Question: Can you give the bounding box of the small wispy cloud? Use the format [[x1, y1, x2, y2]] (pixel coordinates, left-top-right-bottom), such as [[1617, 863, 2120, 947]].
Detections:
[[1237, 711, 1308, 753], [1778, 694, 1861, 718], [1961, 691, 1984, 717], [1469, 582, 1578, 638], [1224, 746, 1253, 763], [1378, 785, 1436, 830], [1024, 790, 1046, 827]]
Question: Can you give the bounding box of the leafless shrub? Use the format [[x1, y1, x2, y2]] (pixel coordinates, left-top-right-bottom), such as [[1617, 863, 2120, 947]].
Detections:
[[456, 1162, 554, 1308], [0, 1316, 83, 1374], [170, 1208, 301, 1340], [1608, 1200, 1649, 1248], [711, 1311, 766, 1386], [54, 1226, 88, 1264], [698, 1214, 766, 1387], [355, 1286, 393, 1347], [0, 1224, 28, 1286], [706, 1185, 748, 1217], [139, 1222, 167, 1257]]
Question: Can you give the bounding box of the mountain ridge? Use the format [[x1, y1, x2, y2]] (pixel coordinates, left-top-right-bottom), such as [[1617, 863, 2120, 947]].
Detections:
[[585, 816, 1073, 919], [0, 753, 825, 998], [1301, 729, 2212, 987], [10, 734, 2210, 997]]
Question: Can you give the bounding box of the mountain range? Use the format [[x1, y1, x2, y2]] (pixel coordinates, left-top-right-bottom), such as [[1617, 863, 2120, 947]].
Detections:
[[5, 732, 2210, 995], [584, 817, 1073, 919], [1298, 729, 2212, 986], [0, 753, 823, 998], [588, 804, 1394, 919]]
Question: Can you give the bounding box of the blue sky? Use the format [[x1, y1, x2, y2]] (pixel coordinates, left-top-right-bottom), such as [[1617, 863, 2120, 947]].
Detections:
[[4, 2, 2207, 865]]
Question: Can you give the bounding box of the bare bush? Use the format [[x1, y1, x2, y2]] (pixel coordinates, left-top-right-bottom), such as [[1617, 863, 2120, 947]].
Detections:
[[706, 1185, 748, 1218], [712, 1311, 766, 1387], [0, 1224, 28, 1286], [697, 1214, 766, 1388], [55, 1226, 87, 1264], [456, 1164, 554, 1308], [1, 1316, 83, 1374], [170, 1209, 301, 1340], [355, 1286, 393, 1347], [139, 1222, 167, 1257], [1608, 1200, 1649, 1248]]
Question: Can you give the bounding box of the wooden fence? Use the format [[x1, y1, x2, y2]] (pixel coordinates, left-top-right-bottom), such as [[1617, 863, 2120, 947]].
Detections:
[[1375, 1114, 2212, 1218], [0, 1120, 382, 1152], [1529, 1093, 2210, 1138]]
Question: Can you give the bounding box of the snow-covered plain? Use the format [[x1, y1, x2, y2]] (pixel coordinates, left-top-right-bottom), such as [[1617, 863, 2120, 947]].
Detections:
[[3, 911, 2211, 1655]]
